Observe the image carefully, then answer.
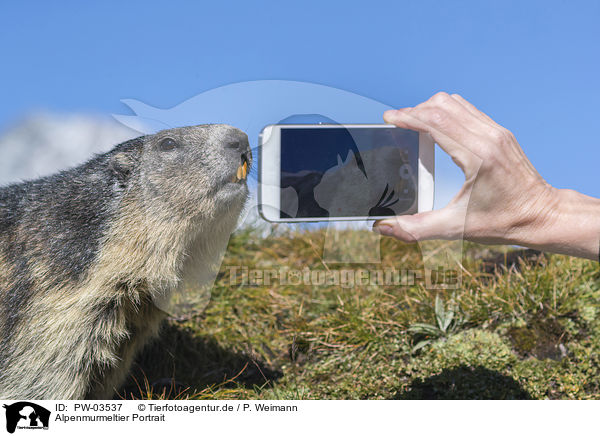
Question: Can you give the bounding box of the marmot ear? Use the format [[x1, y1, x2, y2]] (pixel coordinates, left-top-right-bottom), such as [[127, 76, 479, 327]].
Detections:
[[109, 152, 135, 187]]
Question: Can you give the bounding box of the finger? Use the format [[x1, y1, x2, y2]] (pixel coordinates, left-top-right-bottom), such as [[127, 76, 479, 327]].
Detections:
[[450, 93, 497, 126], [450, 94, 538, 175], [373, 207, 464, 242], [425, 92, 495, 139], [383, 108, 483, 174], [385, 99, 481, 148], [384, 107, 419, 128], [412, 92, 491, 130]]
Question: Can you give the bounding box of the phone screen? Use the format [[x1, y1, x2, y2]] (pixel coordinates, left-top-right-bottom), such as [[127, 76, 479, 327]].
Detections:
[[280, 127, 418, 219]]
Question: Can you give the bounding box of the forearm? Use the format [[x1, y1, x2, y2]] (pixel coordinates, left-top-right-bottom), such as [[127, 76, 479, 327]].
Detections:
[[511, 188, 600, 260]]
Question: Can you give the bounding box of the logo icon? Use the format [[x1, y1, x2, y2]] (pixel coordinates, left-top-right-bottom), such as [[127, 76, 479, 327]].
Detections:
[[3, 402, 50, 434]]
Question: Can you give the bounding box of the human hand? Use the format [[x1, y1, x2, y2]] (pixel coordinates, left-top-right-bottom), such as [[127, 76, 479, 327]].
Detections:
[[374, 92, 560, 248]]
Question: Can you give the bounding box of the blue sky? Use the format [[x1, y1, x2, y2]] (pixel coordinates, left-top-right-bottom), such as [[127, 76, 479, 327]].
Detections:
[[1, 0, 599, 196]]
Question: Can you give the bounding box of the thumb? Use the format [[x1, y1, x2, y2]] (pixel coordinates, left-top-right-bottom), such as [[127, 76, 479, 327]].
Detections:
[[373, 207, 462, 242]]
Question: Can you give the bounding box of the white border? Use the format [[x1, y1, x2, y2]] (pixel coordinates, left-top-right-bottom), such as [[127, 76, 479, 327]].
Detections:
[[418, 131, 435, 213], [258, 124, 434, 223], [4, 399, 594, 436]]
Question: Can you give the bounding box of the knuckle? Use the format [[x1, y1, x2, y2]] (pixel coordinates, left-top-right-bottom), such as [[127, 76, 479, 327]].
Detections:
[[421, 107, 447, 127], [430, 91, 451, 106], [385, 223, 418, 243], [489, 127, 511, 144]]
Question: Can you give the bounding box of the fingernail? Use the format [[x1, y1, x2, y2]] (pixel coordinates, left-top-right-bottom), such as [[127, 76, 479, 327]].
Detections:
[[374, 225, 393, 236]]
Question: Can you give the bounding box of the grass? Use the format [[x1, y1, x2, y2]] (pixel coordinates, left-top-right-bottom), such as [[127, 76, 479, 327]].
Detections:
[[120, 226, 600, 399]]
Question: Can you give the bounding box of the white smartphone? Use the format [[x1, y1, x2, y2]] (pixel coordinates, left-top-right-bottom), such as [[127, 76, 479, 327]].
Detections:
[[258, 124, 434, 223]]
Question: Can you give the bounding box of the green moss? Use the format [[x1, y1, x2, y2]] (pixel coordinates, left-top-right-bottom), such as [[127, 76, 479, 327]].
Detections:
[[121, 229, 600, 400], [429, 330, 516, 370], [395, 330, 526, 399]]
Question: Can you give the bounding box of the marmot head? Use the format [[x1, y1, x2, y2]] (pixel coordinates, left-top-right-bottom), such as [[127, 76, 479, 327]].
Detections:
[[108, 124, 251, 223]]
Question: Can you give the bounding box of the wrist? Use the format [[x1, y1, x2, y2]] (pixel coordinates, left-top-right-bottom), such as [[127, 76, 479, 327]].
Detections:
[[512, 187, 600, 260]]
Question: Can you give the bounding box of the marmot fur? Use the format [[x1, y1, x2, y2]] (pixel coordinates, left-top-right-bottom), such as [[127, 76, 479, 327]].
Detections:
[[0, 124, 251, 399]]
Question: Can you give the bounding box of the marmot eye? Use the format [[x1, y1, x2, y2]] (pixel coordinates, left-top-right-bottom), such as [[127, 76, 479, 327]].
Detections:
[[159, 138, 177, 152]]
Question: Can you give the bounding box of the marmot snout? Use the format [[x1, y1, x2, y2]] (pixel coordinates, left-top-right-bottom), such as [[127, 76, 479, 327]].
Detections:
[[0, 124, 251, 399]]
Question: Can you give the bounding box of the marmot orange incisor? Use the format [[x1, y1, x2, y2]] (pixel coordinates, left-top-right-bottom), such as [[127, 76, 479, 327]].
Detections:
[[0, 124, 251, 399]]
